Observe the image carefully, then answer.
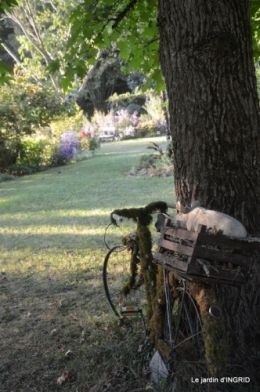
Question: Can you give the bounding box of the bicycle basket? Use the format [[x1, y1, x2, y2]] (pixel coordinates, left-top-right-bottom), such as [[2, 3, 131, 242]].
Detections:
[[153, 218, 260, 286]]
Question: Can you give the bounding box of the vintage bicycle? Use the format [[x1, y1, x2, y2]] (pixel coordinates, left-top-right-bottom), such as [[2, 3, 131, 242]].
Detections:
[[102, 200, 258, 390], [102, 202, 208, 377]]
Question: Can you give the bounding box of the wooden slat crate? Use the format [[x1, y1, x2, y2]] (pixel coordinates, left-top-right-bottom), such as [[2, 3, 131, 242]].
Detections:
[[153, 218, 260, 285]]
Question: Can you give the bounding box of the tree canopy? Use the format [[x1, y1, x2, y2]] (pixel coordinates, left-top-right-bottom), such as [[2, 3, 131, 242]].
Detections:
[[1, 0, 260, 90], [51, 0, 260, 91]]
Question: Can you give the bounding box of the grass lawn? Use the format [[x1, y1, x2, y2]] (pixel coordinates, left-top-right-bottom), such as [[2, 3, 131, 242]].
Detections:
[[0, 137, 175, 391]]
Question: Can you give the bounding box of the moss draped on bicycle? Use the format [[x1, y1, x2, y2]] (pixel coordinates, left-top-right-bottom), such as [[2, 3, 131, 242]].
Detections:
[[111, 201, 168, 322]]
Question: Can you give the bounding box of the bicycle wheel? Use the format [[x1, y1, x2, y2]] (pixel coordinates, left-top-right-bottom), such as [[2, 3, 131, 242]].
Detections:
[[164, 275, 205, 362], [103, 245, 147, 327]]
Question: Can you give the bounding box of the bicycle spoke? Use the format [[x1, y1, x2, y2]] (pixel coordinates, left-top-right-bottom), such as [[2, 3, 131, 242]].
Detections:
[[164, 282, 206, 365]]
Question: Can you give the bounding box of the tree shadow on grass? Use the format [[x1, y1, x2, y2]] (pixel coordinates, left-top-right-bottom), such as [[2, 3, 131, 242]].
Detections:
[[0, 265, 130, 391]]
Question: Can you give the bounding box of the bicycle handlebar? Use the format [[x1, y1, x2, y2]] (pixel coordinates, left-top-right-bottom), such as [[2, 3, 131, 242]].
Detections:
[[112, 213, 123, 222], [167, 203, 176, 209], [111, 202, 176, 225]]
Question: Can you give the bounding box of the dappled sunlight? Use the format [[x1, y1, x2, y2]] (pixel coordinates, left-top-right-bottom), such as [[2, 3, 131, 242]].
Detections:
[[0, 207, 110, 222], [0, 225, 105, 236], [0, 138, 175, 392]]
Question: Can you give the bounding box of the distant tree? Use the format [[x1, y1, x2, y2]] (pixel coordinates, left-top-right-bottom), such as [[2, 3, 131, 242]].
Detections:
[[0, 0, 18, 84], [1, 0, 83, 90]]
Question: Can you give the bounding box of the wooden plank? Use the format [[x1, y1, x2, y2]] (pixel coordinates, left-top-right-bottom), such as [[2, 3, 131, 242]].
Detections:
[[185, 274, 246, 285], [187, 263, 247, 283], [197, 233, 260, 251], [153, 252, 188, 272], [194, 247, 251, 266], [153, 258, 248, 285], [158, 238, 194, 256], [163, 227, 198, 241]]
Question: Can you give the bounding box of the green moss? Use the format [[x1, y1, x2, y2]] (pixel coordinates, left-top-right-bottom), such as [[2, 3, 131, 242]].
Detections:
[[189, 283, 228, 377], [111, 201, 168, 325], [120, 251, 140, 296]]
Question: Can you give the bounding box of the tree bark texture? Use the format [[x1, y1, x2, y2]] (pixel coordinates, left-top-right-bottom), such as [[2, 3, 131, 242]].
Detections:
[[158, 0, 260, 236], [158, 0, 260, 385]]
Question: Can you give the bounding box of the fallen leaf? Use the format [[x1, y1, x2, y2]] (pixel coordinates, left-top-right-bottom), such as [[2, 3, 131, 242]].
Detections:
[[50, 328, 58, 335], [138, 345, 143, 352], [48, 300, 62, 308], [57, 371, 69, 385]]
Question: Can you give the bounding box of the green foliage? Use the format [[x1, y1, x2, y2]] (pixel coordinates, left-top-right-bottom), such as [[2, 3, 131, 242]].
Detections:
[[0, 139, 18, 169], [81, 136, 100, 154], [143, 91, 166, 123], [49, 109, 85, 139], [108, 89, 146, 110], [134, 118, 157, 138], [61, 0, 260, 92], [0, 72, 72, 170], [0, 0, 18, 12], [133, 141, 173, 177], [147, 141, 164, 159], [0, 61, 13, 86], [16, 137, 51, 167], [1, 134, 56, 174], [6, 163, 41, 175], [0, 74, 70, 138], [251, 0, 260, 61], [135, 154, 158, 170], [4, 0, 82, 90], [61, 0, 164, 92]]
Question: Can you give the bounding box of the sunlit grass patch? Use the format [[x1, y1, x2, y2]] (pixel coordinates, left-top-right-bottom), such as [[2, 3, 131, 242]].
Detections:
[[0, 137, 175, 391]]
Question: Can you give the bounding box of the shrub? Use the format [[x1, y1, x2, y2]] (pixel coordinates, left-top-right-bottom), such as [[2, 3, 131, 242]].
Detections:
[[132, 141, 174, 175], [17, 138, 46, 167], [135, 154, 158, 170], [115, 109, 139, 131], [0, 140, 18, 169], [49, 109, 84, 139], [50, 131, 80, 166], [0, 173, 15, 182], [5, 163, 40, 175], [135, 116, 158, 138], [81, 134, 100, 155], [60, 131, 80, 150]]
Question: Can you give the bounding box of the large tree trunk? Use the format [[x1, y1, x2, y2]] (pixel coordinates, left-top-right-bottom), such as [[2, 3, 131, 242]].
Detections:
[[158, 0, 260, 385]]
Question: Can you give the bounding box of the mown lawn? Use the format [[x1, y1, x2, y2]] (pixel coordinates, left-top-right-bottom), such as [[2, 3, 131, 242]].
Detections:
[[0, 137, 175, 391]]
